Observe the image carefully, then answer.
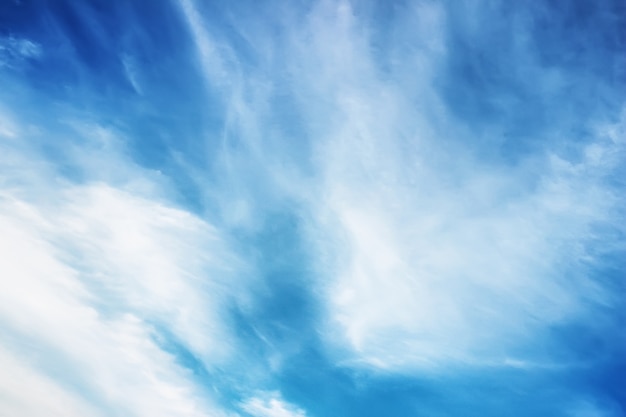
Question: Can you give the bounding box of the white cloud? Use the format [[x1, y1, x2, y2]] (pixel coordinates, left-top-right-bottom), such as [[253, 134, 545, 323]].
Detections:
[[312, 133, 623, 369], [121, 54, 143, 94], [0, 345, 104, 417], [242, 393, 306, 417], [169, 0, 626, 373], [272, 1, 626, 371], [178, 0, 237, 91], [0, 196, 225, 417], [1, 2, 621, 415], [0, 117, 243, 416], [0, 36, 42, 68], [0, 109, 19, 139]]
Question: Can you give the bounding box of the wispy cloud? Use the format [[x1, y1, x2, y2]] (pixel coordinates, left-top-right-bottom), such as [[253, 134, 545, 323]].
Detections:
[[242, 393, 307, 417], [0, 106, 244, 416], [0, 36, 42, 69], [176, 0, 626, 371], [1, 0, 624, 416]]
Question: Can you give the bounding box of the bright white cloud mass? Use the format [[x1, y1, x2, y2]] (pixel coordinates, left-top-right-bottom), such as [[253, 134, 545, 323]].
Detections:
[[0, 1, 624, 416]]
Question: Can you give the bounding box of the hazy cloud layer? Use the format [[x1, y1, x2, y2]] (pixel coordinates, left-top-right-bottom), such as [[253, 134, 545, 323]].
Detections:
[[1, 0, 624, 416]]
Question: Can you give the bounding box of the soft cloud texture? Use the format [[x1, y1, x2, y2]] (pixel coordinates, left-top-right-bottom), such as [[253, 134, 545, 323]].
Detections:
[[0, 108, 242, 416], [177, 0, 625, 371], [242, 393, 307, 417], [1, 0, 624, 416]]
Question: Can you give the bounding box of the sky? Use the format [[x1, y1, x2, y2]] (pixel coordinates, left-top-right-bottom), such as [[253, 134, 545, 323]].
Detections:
[[0, 0, 625, 416]]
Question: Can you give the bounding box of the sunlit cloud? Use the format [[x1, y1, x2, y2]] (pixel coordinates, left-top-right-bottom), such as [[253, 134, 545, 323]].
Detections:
[[242, 393, 307, 417], [0, 108, 244, 416], [1, 0, 624, 416]]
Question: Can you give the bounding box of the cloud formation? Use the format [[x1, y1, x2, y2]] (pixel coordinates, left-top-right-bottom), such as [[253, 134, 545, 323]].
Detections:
[[0, 106, 244, 416], [1, 0, 624, 416], [242, 393, 307, 417]]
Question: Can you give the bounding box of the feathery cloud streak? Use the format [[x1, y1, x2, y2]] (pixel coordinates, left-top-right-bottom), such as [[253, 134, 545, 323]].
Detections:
[[1, 0, 625, 416]]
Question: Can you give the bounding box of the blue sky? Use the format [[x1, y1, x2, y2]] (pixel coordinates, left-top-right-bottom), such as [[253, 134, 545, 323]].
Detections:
[[0, 0, 625, 416]]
